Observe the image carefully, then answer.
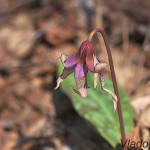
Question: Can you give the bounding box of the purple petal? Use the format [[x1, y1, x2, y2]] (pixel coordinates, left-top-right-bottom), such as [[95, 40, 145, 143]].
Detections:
[[86, 53, 95, 71], [74, 63, 86, 89], [74, 63, 88, 99], [64, 40, 89, 68], [63, 54, 79, 68], [86, 42, 95, 71]]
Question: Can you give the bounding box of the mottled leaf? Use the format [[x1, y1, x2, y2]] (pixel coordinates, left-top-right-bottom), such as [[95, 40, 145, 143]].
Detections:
[[57, 62, 133, 148]]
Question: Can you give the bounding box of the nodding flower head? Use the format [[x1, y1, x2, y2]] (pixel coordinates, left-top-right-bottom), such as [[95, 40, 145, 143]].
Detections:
[[55, 40, 117, 111]]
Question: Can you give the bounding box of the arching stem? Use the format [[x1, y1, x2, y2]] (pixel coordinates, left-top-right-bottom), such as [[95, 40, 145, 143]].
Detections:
[[88, 28, 127, 150]]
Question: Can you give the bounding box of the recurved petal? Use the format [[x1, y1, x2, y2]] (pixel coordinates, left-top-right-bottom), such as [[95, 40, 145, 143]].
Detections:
[[74, 62, 88, 99], [54, 67, 74, 90], [54, 77, 63, 90], [73, 88, 87, 99], [63, 54, 79, 68], [63, 40, 88, 68], [74, 62, 87, 89], [99, 72, 118, 111], [60, 54, 68, 66], [93, 55, 107, 73], [94, 63, 107, 73]]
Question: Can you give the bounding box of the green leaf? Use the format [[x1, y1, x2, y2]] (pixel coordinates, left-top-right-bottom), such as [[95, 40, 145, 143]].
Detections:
[[57, 62, 133, 148]]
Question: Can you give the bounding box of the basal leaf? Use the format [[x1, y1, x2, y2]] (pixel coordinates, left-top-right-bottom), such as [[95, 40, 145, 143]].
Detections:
[[57, 62, 133, 148]]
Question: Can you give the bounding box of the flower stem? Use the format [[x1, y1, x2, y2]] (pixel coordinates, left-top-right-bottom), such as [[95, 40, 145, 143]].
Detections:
[[88, 28, 127, 150]]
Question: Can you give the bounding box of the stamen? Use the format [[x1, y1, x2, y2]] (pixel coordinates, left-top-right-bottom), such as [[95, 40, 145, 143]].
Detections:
[[94, 73, 98, 89]]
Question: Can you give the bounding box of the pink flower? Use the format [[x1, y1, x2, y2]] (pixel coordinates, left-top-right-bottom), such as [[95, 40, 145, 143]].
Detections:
[[55, 40, 117, 110]]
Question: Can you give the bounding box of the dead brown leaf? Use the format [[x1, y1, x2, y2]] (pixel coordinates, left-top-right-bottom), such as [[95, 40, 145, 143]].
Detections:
[[140, 107, 150, 128], [131, 95, 150, 118], [39, 14, 76, 45], [0, 13, 35, 58]]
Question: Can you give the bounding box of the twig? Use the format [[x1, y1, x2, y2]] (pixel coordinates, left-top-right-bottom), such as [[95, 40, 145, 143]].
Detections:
[[88, 28, 127, 150]]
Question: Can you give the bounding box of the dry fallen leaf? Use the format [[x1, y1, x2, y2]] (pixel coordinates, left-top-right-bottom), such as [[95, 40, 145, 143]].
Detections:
[[126, 123, 141, 144], [126, 122, 149, 150], [131, 95, 150, 117], [0, 13, 35, 58], [141, 127, 150, 150], [140, 107, 150, 128], [115, 65, 136, 92], [39, 14, 76, 45], [0, 128, 18, 150]]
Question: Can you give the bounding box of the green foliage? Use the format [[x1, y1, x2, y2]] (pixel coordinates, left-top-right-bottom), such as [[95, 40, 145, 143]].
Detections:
[[57, 62, 133, 148]]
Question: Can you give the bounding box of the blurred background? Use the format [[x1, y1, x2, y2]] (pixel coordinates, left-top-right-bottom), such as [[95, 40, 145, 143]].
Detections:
[[0, 0, 150, 150]]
